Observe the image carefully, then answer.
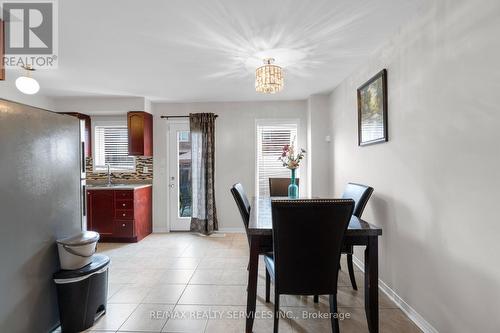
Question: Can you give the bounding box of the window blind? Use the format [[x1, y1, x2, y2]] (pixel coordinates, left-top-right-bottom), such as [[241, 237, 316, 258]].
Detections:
[[256, 123, 298, 196], [94, 126, 135, 171]]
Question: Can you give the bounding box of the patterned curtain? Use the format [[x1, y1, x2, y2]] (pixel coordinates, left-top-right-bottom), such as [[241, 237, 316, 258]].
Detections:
[[189, 113, 218, 235]]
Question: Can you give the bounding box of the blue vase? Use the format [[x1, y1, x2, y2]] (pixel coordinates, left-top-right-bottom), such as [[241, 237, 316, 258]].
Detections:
[[288, 168, 299, 199]]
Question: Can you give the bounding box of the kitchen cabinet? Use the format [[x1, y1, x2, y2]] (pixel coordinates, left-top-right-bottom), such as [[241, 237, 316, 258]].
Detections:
[[87, 185, 152, 242], [60, 112, 92, 157], [127, 111, 153, 156], [87, 190, 114, 236]]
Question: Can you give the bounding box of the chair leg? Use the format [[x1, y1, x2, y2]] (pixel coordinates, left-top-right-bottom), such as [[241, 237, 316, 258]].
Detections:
[[274, 292, 280, 333], [313, 295, 319, 303], [265, 270, 271, 303], [347, 253, 358, 290], [329, 294, 340, 333]]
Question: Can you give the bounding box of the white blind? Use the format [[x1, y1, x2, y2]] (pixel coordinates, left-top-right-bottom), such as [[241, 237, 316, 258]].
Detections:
[[94, 126, 135, 171], [256, 122, 298, 196]]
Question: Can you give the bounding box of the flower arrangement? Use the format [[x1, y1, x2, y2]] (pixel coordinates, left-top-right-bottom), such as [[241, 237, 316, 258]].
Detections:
[[279, 143, 306, 170]]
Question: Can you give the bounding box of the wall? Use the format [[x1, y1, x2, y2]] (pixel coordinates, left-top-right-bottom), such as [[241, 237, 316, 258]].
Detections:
[[307, 94, 331, 197], [53, 96, 148, 115], [0, 82, 55, 110], [327, 0, 500, 332], [152, 100, 308, 232]]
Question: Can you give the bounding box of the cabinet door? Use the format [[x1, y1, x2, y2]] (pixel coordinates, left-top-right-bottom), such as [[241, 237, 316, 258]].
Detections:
[[88, 190, 114, 235], [127, 111, 153, 156], [128, 112, 144, 155]]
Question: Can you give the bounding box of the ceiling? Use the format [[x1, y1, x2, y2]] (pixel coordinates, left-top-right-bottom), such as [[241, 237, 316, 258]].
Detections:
[[5, 0, 427, 102]]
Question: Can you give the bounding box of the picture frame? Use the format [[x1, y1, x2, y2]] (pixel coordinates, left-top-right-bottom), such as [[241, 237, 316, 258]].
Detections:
[[357, 69, 388, 146]]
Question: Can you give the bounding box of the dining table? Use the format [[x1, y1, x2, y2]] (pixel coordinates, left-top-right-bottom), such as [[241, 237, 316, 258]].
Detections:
[[245, 196, 383, 333]]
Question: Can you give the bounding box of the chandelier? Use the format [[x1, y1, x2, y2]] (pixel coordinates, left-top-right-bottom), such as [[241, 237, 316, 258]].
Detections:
[[255, 58, 284, 94]]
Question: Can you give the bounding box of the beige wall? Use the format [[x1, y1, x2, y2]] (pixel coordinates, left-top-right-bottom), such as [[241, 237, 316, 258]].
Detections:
[[1, 83, 55, 110], [307, 94, 331, 197], [327, 0, 500, 332], [53, 96, 148, 115], [152, 100, 308, 232]]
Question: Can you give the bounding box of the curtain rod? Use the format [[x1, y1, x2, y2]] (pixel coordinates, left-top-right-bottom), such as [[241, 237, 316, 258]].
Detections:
[[160, 115, 218, 119]]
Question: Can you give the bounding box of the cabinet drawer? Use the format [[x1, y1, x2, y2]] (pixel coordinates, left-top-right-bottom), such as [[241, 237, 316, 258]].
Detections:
[[115, 190, 133, 200], [114, 220, 135, 237], [115, 209, 134, 220], [116, 200, 133, 210]]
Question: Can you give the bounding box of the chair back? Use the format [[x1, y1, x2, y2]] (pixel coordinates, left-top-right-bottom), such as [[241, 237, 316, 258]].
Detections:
[[271, 199, 354, 295], [269, 178, 300, 196], [230, 183, 251, 233], [341, 183, 373, 218]]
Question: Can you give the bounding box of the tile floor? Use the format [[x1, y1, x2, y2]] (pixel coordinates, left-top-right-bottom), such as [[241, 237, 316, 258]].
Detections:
[[81, 233, 421, 332]]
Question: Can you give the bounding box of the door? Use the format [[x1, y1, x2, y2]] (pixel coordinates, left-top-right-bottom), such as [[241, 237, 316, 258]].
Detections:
[[88, 190, 114, 235], [168, 121, 192, 230]]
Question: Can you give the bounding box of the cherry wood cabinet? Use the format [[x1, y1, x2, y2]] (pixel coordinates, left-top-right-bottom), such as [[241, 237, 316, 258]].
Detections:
[[127, 111, 153, 156], [60, 112, 92, 157], [87, 186, 152, 242], [87, 190, 114, 236]]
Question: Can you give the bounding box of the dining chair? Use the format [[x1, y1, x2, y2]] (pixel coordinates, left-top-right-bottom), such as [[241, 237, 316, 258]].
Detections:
[[268, 178, 300, 196], [230, 183, 273, 262], [341, 182, 374, 290], [264, 199, 354, 333]]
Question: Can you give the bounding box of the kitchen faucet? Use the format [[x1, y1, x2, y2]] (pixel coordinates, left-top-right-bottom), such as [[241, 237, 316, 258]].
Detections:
[[107, 164, 112, 186]]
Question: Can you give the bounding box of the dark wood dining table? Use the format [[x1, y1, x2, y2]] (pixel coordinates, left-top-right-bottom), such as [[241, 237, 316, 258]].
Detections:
[[245, 196, 383, 333]]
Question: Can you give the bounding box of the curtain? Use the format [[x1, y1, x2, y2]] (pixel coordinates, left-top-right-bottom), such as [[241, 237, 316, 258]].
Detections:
[[190, 113, 218, 235]]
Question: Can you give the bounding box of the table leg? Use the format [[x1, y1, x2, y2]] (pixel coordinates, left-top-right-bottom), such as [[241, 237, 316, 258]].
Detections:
[[246, 235, 260, 333], [364, 236, 379, 333]]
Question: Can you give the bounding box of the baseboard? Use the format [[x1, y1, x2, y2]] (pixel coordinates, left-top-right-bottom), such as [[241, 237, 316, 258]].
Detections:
[[351, 256, 438, 333], [152, 227, 244, 233], [217, 227, 245, 233]]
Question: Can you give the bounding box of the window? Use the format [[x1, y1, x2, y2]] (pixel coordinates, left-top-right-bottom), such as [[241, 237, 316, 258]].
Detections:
[[94, 126, 135, 171], [256, 121, 298, 196], [178, 131, 189, 142]]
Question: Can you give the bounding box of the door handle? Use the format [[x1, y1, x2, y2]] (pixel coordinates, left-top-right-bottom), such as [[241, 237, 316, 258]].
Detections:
[[169, 184, 174, 188]]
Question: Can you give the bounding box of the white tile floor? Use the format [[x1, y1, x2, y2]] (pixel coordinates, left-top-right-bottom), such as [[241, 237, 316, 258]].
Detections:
[[78, 233, 422, 332]]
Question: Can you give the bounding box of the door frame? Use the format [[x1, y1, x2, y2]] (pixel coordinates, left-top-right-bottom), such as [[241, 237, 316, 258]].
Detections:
[[166, 119, 191, 231]]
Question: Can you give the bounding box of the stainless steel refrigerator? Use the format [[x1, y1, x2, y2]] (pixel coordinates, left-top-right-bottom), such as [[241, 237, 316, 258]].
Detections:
[[0, 99, 82, 332], [79, 118, 87, 231]]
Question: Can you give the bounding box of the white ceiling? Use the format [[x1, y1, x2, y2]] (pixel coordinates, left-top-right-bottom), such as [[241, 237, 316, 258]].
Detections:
[[6, 0, 427, 102]]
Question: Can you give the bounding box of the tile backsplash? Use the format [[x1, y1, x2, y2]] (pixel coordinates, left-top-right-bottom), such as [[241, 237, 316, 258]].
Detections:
[[86, 156, 153, 183]]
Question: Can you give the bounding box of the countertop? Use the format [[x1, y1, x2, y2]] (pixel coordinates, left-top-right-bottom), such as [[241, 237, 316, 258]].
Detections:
[[86, 184, 152, 190]]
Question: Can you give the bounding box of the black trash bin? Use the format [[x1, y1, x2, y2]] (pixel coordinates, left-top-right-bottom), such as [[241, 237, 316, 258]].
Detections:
[[53, 254, 110, 333]]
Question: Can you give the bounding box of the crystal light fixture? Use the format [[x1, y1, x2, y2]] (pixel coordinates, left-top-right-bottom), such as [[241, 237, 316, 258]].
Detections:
[[255, 58, 284, 94], [16, 65, 40, 95]]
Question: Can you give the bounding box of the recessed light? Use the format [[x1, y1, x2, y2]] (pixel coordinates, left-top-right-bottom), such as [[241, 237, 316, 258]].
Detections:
[[16, 65, 40, 95]]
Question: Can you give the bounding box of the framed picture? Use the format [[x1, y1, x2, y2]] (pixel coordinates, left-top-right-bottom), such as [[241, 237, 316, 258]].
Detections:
[[357, 69, 388, 146]]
